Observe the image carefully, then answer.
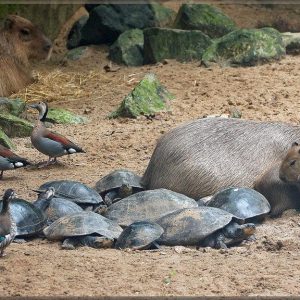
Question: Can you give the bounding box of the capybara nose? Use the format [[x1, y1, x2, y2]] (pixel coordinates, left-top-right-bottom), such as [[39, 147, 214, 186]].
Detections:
[[43, 41, 52, 52]]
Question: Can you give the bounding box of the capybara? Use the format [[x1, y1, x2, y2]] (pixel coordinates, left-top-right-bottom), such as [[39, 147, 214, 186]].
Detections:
[[0, 15, 52, 96], [142, 118, 300, 199], [254, 142, 300, 217]]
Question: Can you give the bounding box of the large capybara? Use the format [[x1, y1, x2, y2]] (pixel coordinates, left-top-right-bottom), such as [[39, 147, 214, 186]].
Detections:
[[142, 118, 300, 199], [254, 142, 300, 217], [0, 15, 52, 97]]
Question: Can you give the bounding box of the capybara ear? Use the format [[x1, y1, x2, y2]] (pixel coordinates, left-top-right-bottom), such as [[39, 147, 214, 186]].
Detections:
[[4, 15, 15, 30], [292, 142, 299, 147]]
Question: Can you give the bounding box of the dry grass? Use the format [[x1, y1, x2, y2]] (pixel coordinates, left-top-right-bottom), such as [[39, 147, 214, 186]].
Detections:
[[11, 68, 111, 104]]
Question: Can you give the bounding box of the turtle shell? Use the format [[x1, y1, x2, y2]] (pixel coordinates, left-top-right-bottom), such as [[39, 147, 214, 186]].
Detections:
[[34, 197, 83, 224], [103, 188, 198, 227], [0, 198, 46, 236], [206, 187, 271, 221], [115, 221, 164, 250], [156, 206, 235, 246], [39, 180, 103, 205], [95, 169, 143, 194], [43, 211, 123, 240]]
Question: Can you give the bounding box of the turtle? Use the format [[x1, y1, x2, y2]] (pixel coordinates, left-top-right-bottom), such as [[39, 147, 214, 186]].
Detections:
[[0, 196, 46, 237], [95, 169, 144, 206], [115, 221, 164, 250], [206, 187, 271, 222], [156, 207, 256, 249], [37, 180, 104, 211], [43, 211, 123, 250], [33, 187, 83, 224], [103, 188, 198, 227]]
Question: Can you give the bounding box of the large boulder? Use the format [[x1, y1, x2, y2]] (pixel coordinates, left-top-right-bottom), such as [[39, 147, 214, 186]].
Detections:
[[109, 73, 174, 119], [143, 28, 212, 64], [109, 29, 144, 66], [67, 15, 89, 50], [202, 28, 286, 67], [0, 113, 33, 138], [0, 98, 25, 117], [46, 108, 87, 124], [80, 4, 176, 45], [174, 4, 236, 38]]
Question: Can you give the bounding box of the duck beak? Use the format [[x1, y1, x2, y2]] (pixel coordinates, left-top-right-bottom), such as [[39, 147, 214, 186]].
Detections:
[[27, 104, 38, 109]]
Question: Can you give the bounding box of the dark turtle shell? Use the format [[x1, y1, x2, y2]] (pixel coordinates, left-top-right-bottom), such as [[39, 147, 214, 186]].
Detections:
[[34, 197, 83, 224], [115, 221, 164, 250], [206, 187, 271, 221], [95, 169, 144, 194], [38, 180, 103, 205], [156, 206, 235, 246], [0, 198, 46, 236], [43, 211, 123, 240], [103, 189, 198, 227]]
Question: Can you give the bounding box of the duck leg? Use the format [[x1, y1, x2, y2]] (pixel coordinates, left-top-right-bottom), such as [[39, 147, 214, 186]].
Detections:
[[36, 157, 57, 169]]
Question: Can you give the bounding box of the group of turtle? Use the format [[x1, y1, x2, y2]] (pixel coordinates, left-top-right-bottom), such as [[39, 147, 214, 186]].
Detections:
[[0, 169, 271, 255]]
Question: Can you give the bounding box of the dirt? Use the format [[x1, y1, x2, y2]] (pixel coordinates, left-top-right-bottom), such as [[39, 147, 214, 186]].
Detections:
[[1, 3, 300, 297]]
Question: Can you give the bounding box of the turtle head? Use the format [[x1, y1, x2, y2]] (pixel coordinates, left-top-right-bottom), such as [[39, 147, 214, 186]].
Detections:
[[239, 223, 256, 237], [119, 183, 133, 198]]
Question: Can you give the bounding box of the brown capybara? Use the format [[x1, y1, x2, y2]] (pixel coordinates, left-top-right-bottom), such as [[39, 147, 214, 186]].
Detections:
[[0, 15, 52, 97], [254, 142, 300, 217], [142, 118, 300, 199]]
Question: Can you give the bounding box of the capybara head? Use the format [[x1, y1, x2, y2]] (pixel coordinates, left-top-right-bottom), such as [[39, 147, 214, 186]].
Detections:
[[279, 142, 300, 183], [3, 15, 52, 62]]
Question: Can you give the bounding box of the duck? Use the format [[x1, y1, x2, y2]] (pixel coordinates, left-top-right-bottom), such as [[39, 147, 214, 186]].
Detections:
[[0, 189, 17, 257], [0, 144, 31, 179], [28, 102, 85, 167]]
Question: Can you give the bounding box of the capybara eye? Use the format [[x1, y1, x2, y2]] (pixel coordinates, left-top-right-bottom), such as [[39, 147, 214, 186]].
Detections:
[[20, 28, 30, 36], [290, 160, 296, 166]]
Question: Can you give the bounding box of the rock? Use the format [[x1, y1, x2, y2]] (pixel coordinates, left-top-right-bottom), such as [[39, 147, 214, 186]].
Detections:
[[109, 73, 174, 118], [150, 3, 176, 27], [81, 4, 176, 45], [0, 129, 15, 149], [46, 108, 87, 124], [143, 28, 212, 64], [67, 15, 89, 50], [65, 46, 91, 61], [109, 29, 144, 66], [202, 28, 286, 67], [0, 98, 25, 117], [281, 32, 300, 54], [174, 4, 236, 38], [0, 113, 33, 138]]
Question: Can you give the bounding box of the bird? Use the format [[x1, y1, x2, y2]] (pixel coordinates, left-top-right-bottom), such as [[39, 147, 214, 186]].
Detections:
[[28, 101, 85, 167], [0, 144, 31, 179], [0, 189, 17, 257]]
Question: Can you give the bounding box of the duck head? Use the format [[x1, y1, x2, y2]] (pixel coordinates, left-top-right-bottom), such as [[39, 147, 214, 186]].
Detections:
[[2, 189, 16, 212], [28, 101, 48, 122]]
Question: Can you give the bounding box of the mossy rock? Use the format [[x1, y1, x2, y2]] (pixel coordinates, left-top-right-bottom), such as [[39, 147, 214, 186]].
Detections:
[[65, 46, 90, 61], [174, 4, 236, 38], [81, 4, 177, 45], [109, 29, 144, 66], [109, 73, 174, 118], [202, 28, 286, 67], [46, 108, 87, 124], [0, 129, 15, 149], [0, 98, 25, 117], [143, 27, 212, 64], [0, 113, 33, 138], [281, 32, 300, 54]]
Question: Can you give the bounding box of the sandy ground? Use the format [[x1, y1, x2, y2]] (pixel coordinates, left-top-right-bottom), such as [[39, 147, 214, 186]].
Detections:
[[2, 4, 300, 297]]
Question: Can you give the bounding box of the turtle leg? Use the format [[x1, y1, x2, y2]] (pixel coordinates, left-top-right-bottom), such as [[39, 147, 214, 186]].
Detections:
[[104, 191, 118, 206], [214, 232, 228, 249], [61, 238, 79, 250], [93, 204, 108, 215], [78, 236, 114, 249], [200, 232, 227, 249]]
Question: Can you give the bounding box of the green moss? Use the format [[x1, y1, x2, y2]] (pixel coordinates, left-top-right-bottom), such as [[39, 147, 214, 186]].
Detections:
[[144, 28, 212, 63], [202, 28, 286, 67], [0, 98, 25, 117], [109, 73, 174, 118], [174, 4, 236, 38], [0, 129, 15, 149], [109, 29, 144, 66], [66, 46, 89, 61], [46, 108, 87, 124], [0, 113, 33, 138]]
